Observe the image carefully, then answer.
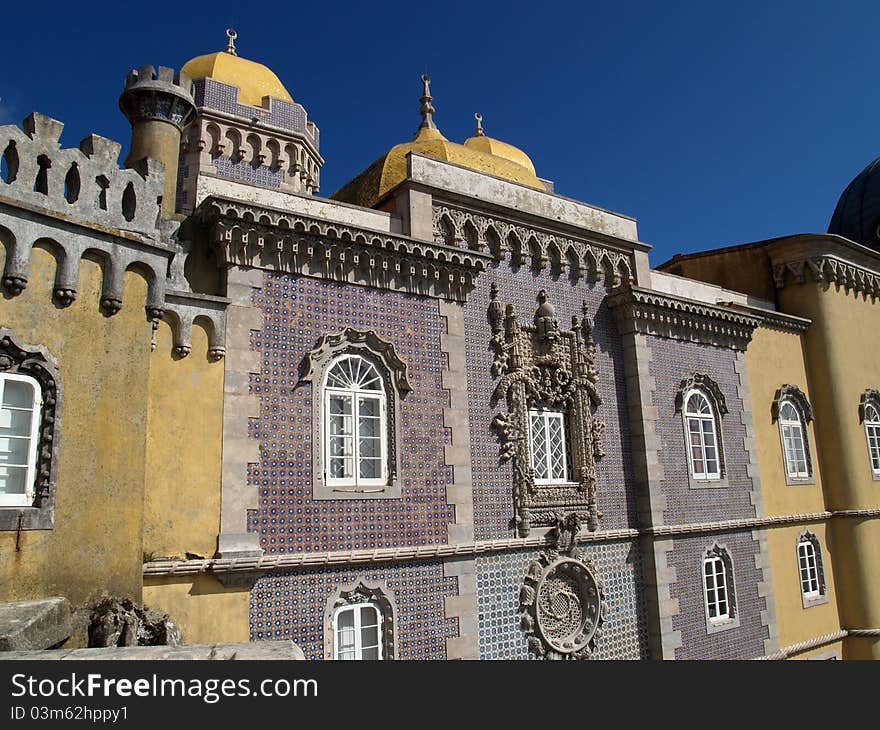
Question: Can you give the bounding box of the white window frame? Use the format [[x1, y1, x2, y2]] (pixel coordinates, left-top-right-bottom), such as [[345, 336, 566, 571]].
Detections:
[[322, 354, 388, 489], [779, 400, 811, 480], [332, 602, 383, 660], [797, 539, 821, 599], [0, 373, 42, 507], [703, 555, 730, 624], [864, 403, 880, 477], [528, 409, 569, 484], [684, 389, 722, 481]]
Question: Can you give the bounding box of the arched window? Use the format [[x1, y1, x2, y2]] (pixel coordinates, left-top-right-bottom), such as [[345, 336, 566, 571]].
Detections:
[[684, 390, 721, 481], [324, 579, 396, 660], [779, 401, 809, 479], [864, 402, 880, 477], [323, 354, 386, 487], [772, 385, 814, 485], [701, 543, 738, 632], [796, 531, 828, 607], [333, 603, 383, 660], [703, 554, 730, 622], [529, 409, 569, 484], [0, 373, 42, 507]]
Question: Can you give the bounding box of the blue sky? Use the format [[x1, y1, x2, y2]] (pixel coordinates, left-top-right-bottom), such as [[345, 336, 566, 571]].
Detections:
[[3, 1, 878, 265]]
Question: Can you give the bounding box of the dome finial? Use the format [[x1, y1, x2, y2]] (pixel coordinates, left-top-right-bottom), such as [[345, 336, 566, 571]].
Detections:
[[474, 112, 485, 137], [418, 73, 437, 132], [225, 28, 238, 56]]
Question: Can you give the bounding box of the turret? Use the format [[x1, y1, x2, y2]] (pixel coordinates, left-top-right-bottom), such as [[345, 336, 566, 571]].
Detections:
[[118, 65, 196, 218]]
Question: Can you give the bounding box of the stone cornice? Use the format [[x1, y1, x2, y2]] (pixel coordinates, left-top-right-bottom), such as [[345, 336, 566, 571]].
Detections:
[[719, 301, 811, 333], [143, 509, 842, 578], [431, 202, 637, 286], [772, 253, 880, 298], [606, 284, 761, 350], [197, 195, 492, 302]]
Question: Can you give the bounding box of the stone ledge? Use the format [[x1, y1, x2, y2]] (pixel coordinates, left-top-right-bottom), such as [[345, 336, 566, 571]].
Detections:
[[0, 640, 304, 661], [0, 598, 71, 652]]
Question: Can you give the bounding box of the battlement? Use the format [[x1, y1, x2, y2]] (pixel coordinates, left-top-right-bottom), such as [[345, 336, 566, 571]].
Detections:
[[119, 66, 197, 133], [0, 112, 165, 238], [123, 65, 195, 98]]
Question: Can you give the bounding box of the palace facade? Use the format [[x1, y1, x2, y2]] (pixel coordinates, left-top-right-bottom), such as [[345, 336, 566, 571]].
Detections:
[[1, 31, 878, 659]]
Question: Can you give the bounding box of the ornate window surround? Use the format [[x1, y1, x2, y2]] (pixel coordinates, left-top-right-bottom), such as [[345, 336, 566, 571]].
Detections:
[[858, 389, 880, 482], [300, 328, 410, 500], [702, 542, 739, 634], [0, 329, 61, 531], [772, 384, 815, 486], [323, 579, 397, 660], [488, 286, 605, 537], [675, 374, 728, 489], [797, 530, 828, 608]]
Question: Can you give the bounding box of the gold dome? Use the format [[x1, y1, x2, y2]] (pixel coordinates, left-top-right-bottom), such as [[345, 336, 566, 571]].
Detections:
[[463, 114, 536, 176], [182, 30, 293, 107], [332, 80, 545, 208]]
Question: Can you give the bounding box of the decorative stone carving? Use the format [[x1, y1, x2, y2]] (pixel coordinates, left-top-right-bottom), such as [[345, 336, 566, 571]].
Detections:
[[607, 282, 760, 351], [87, 597, 182, 648], [858, 388, 880, 423], [489, 286, 605, 536], [772, 254, 880, 299], [519, 513, 607, 660], [675, 373, 728, 416], [771, 384, 813, 423], [323, 579, 397, 660], [199, 197, 490, 303], [0, 329, 60, 531], [432, 203, 634, 286]]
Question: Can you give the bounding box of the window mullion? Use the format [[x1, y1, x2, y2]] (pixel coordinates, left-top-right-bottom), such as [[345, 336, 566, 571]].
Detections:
[[352, 393, 361, 487]]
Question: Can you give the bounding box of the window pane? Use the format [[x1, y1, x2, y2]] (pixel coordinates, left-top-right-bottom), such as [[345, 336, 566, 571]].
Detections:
[[530, 414, 548, 479], [0, 436, 30, 466], [547, 415, 566, 481], [360, 606, 377, 624], [0, 407, 32, 437], [358, 437, 381, 458], [2, 380, 35, 409], [358, 415, 381, 438], [361, 647, 380, 660], [358, 397, 380, 418], [0, 465, 26, 495], [328, 395, 352, 416], [361, 625, 379, 647], [359, 458, 381, 479], [329, 457, 352, 479], [337, 609, 355, 630]]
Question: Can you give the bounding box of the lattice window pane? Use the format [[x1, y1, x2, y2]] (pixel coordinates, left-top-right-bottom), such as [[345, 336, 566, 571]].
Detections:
[[547, 415, 566, 481], [530, 413, 548, 481]]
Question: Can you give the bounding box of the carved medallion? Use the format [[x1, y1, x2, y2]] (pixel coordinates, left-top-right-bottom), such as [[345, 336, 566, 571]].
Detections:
[[520, 514, 607, 660], [489, 285, 605, 535]]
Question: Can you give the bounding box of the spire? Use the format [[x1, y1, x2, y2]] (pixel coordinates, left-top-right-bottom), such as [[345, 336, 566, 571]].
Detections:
[[225, 28, 238, 56], [417, 73, 437, 132], [474, 112, 485, 137]]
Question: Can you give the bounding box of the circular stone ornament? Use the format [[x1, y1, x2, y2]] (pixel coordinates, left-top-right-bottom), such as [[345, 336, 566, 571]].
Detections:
[[520, 550, 607, 660]]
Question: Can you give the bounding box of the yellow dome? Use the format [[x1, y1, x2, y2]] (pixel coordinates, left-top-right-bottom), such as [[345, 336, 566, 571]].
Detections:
[[182, 48, 293, 108], [333, 127, 545, 208], [463, 134, 536, 177]]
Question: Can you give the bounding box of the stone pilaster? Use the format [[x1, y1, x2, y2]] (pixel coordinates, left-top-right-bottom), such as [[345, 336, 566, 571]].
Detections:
[[735, 351, 779, 655], [217, 265, 264, 558], [438, 299, 478, 659]]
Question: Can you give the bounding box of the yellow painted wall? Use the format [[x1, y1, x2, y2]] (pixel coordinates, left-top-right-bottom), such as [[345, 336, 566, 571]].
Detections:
[[0, 245, 152, 643], [766, 523, 839, 651], [143, 320, 224, 560], [780, 282, 880, 657], [745, 325, 826, 517], [143, 575, 250, 644]]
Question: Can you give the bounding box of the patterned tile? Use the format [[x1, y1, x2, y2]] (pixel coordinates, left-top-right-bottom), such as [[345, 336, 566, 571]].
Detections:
[[251, 561, 458, 660], [475, 540, 650, 660]]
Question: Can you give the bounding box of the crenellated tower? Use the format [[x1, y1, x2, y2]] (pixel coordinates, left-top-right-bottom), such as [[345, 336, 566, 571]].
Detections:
[[118, 65, 197, 218]]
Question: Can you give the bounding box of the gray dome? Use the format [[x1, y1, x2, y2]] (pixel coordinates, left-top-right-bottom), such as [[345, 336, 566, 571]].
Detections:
[[828, 156, 880, 248]]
